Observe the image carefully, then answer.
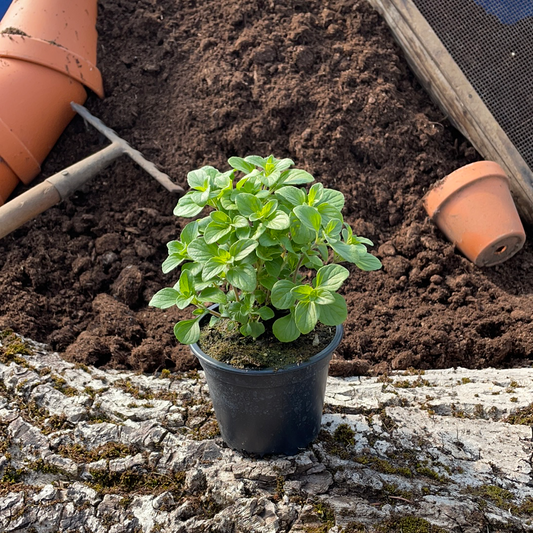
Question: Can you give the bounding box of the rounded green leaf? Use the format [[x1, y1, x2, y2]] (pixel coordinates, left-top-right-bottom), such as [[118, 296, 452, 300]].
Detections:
[[291, 285, 313, 300], [180, 221, 199, 245], [273, 314, 300, 342], [276, 186, 306, 207], [199, 287, 227, 304], [162, 254, 184, 274], [294, 205, 322, 232], [228, 157, 255, 174], [356, 253, 383, 271], [265, 211, 290, 230], [173, 195, 204, 218], [174, 319, 201, 345], [202, 258, 226, 280], [187, 239, 219, 262], [230, 239, 259, 261], [187, 169, 208, 190], [271, 280, 297, 309], [227, 265, 257, 292], [315, 264, 350, 291], [318, 188, 345, 210], [280, 169, 315, 185], [235, 193, 262, 217], [149, 288, 179, 309], [294, 301, 318, 334], [204, 221, 232, 244], [256, 306, 275, 320], [318, 293, 347, 326]]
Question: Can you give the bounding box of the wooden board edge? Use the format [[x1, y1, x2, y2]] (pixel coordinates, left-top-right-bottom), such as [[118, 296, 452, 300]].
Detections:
[[366, 0, 533, 224]]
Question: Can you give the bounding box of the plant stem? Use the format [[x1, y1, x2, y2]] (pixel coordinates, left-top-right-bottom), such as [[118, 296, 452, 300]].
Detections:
[[292, 256, 304, 283]]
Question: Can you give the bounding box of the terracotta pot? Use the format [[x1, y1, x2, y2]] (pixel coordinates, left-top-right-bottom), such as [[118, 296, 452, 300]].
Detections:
[[423, 161, 526, 267], [0, 0, 103, 206]]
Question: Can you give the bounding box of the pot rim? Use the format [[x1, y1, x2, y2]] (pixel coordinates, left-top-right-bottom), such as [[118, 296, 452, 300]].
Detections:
[[423, 161, 509, 219], [190, 323, 343, 376]]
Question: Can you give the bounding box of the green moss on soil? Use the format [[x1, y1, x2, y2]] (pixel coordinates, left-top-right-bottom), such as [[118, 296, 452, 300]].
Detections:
[[198, 319, 335, 369], [89, 468, 185, 496], [377, 516, 446, 532], [505, 403, 533, 425], [57, 442, 136, 463]]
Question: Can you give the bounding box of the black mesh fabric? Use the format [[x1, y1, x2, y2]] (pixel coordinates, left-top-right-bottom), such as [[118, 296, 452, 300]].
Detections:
[[412, 0, 533, 171]]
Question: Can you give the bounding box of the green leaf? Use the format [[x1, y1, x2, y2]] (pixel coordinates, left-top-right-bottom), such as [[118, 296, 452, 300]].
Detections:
[[291, 285, 313, 299], [176, 294, 194, 309], [304, 254, 323, 270], [261, 169, 281, 187], [173, 195, 204, 217], [315, 264, 350, 291], [202, 257, 227, 280], [276, 186, 306, 206], [230, 239, 258, 261], [204, 221, 232, 244], [271, 280, 297, 309], [261, 199, 278, 219], [308, 183, 324, 205], [294, 205, 322, 232], [313, 288, 336, 305], [318, 188, 345, 210], [256, 306, 275, 320], [317, 204, 343, 226], [280, 169, 315, 186], [187, 168, 208, 190], [244, 155, 267, 168], [318, 293, 347, 325], [258, 272, 278, 290], [174, 319, 201, 345], [330, 241, 360, 263], [187, 239, 219, 262], [235, 193, 262, 217], [180, 221, 199, 244], [227, 265, 257, 292], [214, 170, 233, 189], [264, 257, 282, 277], [265, 211, 290, 230], [248, 321, 265, 339], [274, 158, 294, 172], [294, 301, 318, 334], [323, 218, 343, 238], [232, 215, 249, 228], [162, 254, 184, 274], [273, 314, 300, 342], [199, 287, 227, 304], [149, 288, 179, 309], [356, 253, 382, 271], [351, 235, 374, 246], [178, 271, 195, 296], [228, 157, 256, 174], [290, 215, 314, 244]]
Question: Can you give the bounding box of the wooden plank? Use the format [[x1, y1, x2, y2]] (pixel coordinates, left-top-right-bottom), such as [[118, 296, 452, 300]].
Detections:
[[366, 0, 533, 224]]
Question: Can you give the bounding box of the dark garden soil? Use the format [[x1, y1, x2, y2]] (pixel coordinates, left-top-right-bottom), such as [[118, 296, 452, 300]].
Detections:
[[2, 0, 533, 376]]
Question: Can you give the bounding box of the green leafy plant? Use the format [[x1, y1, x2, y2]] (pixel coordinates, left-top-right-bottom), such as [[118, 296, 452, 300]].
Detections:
[[149, 155, 381, 344]]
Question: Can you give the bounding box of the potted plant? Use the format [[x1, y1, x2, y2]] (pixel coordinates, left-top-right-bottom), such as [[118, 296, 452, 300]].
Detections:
[[150, 155, 381, 455]]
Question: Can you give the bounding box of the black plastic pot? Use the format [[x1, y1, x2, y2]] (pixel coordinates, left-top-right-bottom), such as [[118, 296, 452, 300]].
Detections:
[[190, 324, 343, 456]]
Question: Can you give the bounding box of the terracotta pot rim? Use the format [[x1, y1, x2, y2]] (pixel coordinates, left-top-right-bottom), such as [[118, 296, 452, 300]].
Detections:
[[424, 161, 509, 218], [0, 34, 103, 97]]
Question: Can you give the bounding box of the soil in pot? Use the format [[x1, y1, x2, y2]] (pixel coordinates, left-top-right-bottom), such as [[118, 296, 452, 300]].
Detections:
[[198, 319, 336, 369]]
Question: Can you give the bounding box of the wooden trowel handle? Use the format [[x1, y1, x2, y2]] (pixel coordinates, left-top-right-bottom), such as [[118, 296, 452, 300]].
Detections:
[[0, 180, 61, 239]]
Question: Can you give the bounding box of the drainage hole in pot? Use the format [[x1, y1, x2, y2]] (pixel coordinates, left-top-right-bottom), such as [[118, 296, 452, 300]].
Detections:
[[494, 245, 507, 255]]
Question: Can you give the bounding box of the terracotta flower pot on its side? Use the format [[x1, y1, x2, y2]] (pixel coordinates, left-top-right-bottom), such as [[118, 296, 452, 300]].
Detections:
[[0, 0, 104, 206], [423, 161, 526, 267]]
